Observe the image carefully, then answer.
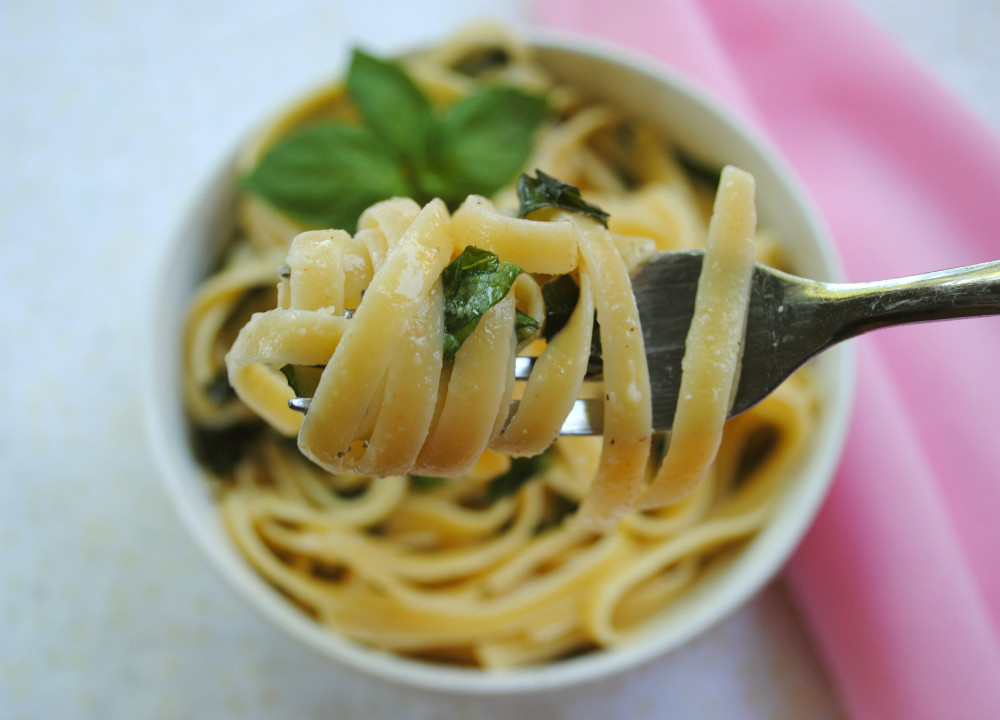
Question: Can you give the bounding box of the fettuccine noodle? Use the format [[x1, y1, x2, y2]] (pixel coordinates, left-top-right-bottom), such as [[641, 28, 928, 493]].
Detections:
[[182, 25, 818, 668]]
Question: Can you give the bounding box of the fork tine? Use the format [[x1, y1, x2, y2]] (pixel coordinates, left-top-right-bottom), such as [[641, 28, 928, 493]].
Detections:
[[556, 399, 604, 435], [505, 399, 603, 435], [288, 397, 311, 413], [515, 356, 535, 380]]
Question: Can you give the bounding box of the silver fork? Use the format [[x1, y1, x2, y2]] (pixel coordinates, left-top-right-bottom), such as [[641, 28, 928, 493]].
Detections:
[[289, 251, 1000, 434]]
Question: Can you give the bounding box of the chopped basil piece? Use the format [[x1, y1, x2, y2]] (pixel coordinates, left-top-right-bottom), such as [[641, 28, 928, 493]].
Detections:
[[536, 494, 579, 533], [734, 425, 779, 487], [409, 475, 449, 491], [192, 422, 264, 477], [650, 431, 670, 466], [541, 274, 580, 341], [675, 151, 722, 191], [517, 170, 610, 227], [515, 310, 541, 343], [539, 276, 602, 377], [484, 446, 555, 502], [279, 365, 324, 398], [442, 246, 523, 363], [279, 364, 300, 397], [453, 47, 509, 77]]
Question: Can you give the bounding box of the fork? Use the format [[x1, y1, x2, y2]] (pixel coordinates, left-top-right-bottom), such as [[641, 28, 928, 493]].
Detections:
[[289, 251, 1000, 435]]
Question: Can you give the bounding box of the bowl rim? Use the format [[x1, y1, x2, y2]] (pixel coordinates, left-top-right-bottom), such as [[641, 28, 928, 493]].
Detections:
[[142, 27, 856, 695]]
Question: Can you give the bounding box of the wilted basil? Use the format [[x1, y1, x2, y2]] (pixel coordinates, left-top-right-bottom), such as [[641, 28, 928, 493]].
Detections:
[[441, 246, 524, 363], [517, 170, 609, 226], [485, 447, 555, 502]]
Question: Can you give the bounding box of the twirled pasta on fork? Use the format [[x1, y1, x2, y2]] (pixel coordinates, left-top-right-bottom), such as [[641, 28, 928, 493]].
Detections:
[[226, 163, 760, 528]]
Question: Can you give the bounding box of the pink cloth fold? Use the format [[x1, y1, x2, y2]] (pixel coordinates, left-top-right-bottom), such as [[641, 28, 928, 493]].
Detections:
[[537, 1, 1000, 718]]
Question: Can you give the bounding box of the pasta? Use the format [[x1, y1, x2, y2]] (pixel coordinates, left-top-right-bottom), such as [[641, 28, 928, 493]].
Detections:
[[183, 25, 818, 668]]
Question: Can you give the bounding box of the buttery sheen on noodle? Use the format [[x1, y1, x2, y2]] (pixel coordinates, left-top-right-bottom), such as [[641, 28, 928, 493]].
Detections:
[[182, 25, 817, 668]]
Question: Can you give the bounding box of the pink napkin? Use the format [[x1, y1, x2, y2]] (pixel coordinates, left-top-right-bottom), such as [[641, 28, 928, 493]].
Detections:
[[537, 1, 1000, 717]]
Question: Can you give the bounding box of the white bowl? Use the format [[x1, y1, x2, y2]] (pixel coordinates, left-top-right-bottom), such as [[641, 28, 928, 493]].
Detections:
[[142, 30, 855, 695]]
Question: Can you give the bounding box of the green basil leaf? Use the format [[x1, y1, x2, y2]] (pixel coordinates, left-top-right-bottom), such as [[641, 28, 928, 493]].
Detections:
[[536, 494, 579, 534], [443, 245, 502, 277], [453, 47, 510, 77], [442, 334, 462, 365], [414, 166, 454, 205], [517, 170, 610, 227], [650, 431, 670, 466], [241, 123, 411, 232], [515, 310, 541, 343], [675, 150, 722, 191], [441, 246, 523, 363], [485, 447, 554, 502], [279, 364, 300, 397], [409, 474, 449, 491], [348, 49, 433, 163], [431, 88, 547, 203], [540, 274, 580, 341], [445, 316, 482, 360], [192, 422, 264, 477], [279, 364, 324, 398]]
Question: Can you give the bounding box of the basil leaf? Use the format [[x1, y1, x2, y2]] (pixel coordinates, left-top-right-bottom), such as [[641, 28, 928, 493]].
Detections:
[[279, 364, 300, 397], [244, 50, 551, 233], [442, 334, 462, 366], [539, 275, 602, 375], [431, 88, 547, 204], [735, 425, 779, 488], [517, 170, 610, 227], [540, 275, 580, 341], [348, 49, 433, 163], [675, 150, 722, 191], [485, 447, 554, 502], [515, 310, 541, 343], [409, 474, 449, 491], [414, 166, 458, 206], [442, 246, 524, 363], [437, 249, 540, 358], [536, 494, 579, 534], [241, 123, 411, 232], [192, 422, 263, 477], [279, 365, 324, 398], [453, 47, 510, 77], [650, 431, 670, 466]]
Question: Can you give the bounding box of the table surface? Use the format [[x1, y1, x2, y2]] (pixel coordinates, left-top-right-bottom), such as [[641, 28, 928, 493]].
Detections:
[[1, 1, 997, 718]]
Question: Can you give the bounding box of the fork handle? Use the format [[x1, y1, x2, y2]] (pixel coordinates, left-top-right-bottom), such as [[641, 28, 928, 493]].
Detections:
[[817, 259, 1000, 344]]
